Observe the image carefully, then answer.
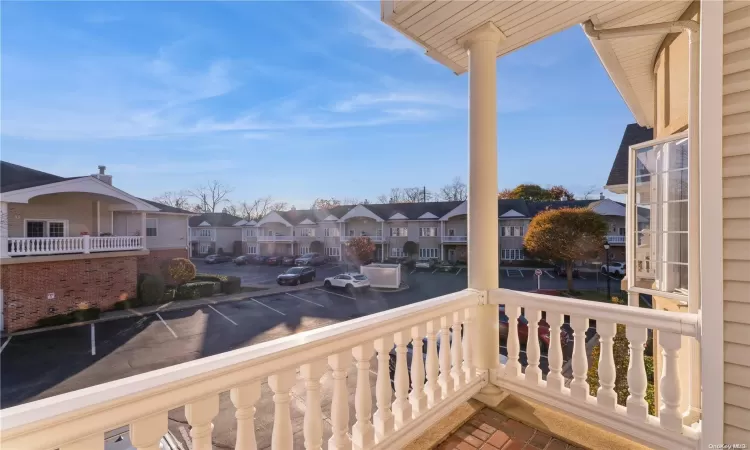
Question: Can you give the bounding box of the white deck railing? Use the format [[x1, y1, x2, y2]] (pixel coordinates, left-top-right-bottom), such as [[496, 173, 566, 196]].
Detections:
[[258, 235, 294, 242], [6, 235, 144, 256], [490, 289, 700, 450], [606, 235, 626, 244], [1, 290, 483, 450], [442, 236, 467, 243]]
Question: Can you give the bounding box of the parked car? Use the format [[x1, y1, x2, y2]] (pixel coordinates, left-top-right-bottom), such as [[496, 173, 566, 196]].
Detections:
[[282, 255, 297, 266], [553, 265, 580, 278], [254, 255, 269, 264], [415, 258, 436, 270], [233, 254, 256, 266], [602, 262, 626, 276], [204, 254, 232, 264], [277, 266, 317, 286], [266, 255, 284, 266], [295, 252, 327, 266], [498, 305, 570, 352], [323, 273, 370, 291]]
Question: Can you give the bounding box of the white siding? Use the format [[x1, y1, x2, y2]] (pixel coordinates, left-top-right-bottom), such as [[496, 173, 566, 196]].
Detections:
[[147, 214, 189, 250], [723, 3, 750, 442], [214, 227, 241, 254]]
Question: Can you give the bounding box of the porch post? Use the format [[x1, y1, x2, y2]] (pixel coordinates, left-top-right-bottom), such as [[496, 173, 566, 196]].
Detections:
[[461, 22, 504, 405], [140, 212, 148, 249], [381, 222, 384, 262], [0, 202, 8, 258], [96, 201, 101, 236]]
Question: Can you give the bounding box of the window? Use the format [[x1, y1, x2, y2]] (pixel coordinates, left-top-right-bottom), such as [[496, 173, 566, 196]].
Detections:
[[325, 247, 340, 257], [348, 229, 355, 237], [501, 248, 525, 260], [199, 243, 211, 254], [360, 231, 367, 236], [246, 228, 256, 237], [299, 246, 310, 255], [500, 226, 506, 237], [419, 248, 439, 258], [391, 247, 404, 257], [146, 218, 158, 237], [198, 229, 212, 237], [619, 227, 626, 236], [248, 245, 257, 254], [298, 228, 315, 237], [390, 227, 407, 237], [419, 227, 438, 237], [325, 227, 340, 237], [629, 133, 689, 297], [376, 228, 382, 237], [25, 220, 67, 238], [515, 226, 523, 236], [448, 229, 455, 236]]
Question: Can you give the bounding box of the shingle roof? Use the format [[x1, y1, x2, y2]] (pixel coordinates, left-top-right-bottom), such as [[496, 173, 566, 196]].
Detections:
[[365, 201, 464, 220], [606, 123, 653, 187], [140, 198, 193, 214], [0, 161, 74, 193], [188, 212, 244, 227], [526, 200, 599, 216]]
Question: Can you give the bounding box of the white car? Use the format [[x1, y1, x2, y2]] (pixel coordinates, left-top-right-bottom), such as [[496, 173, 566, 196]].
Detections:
[[602, 262, 626, 275], [415, 258, 436, 269], [324, 273, 370, 291]]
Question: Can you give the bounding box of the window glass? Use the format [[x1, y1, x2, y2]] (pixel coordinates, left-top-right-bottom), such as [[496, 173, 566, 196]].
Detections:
[[49, 222, 65, 237], [146, 218, 158, 237], [26, 221, 45, 237]]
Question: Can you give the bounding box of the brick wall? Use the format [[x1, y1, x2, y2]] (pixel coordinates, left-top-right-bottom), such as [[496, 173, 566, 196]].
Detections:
[[137, 248, 189, 283], [1, 256, 138, 332]]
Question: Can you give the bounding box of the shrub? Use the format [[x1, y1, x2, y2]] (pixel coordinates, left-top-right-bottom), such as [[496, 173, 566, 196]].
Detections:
[[162, 289, 176, 303], [167, 258, 197, 285], [138, 274, 166, 305], [36, 308, 100, 327], [114, 298, 142, 310], [195, 273, 241, 294], [175, 281, 215, 300]]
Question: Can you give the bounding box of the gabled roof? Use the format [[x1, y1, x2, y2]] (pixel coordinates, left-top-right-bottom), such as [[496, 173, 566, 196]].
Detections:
[[499, 209, 525, 218], [418, 212, 439, 219], [389, 213, 408, 220], [0, 161, 72, 193], [606, 123, 653, 189], [140, 198, 193, 214], [366, 201, 464, 221], [189, 212, 244, 227], [498, 199, 531, 218]]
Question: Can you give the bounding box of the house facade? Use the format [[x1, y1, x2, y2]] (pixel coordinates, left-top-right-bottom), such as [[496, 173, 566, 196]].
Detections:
[[0, 162, 192, 332], [188, 212, 247, 257], [242, 198, 627, 263]]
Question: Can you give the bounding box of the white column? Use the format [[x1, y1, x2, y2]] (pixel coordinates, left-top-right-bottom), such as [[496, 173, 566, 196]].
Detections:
[[140, 212, 148, 249], [0, 202, 8, 258], [230, 382, 261, 450], [300, 361, 327, 450], [130, 413, 168, 450], [185, 395, 220, 450], [460, 22, 504, 405], [96, 201, 101, 236], [380, 222, 384, 261]]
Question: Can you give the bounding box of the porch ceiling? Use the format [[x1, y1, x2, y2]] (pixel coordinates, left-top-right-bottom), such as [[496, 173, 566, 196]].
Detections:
[[382, 0, 694, 127]]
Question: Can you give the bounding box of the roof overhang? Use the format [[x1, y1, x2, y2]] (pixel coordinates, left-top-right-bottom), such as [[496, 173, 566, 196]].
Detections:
[[298, 218, 317, 225], [0, 176, 159, 212], [257, 211, 293, 227], [382, 0, 693, 128], [605, 183, 629, 195], [440, 201, 467, 221], [338, 205, 383, 222]]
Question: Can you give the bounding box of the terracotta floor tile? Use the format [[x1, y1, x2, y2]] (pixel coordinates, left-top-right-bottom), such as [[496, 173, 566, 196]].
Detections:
[[480, 443, 502, 450], [528, 432, 551, 449], [469, 419, 498, 435], [439, 438, 465, 450], [505, 420, 535, 443], [487, 430, 510, 449], [545, 439, 568, 450], [500, 439, 525, 450], [456, 429, 484, 448]]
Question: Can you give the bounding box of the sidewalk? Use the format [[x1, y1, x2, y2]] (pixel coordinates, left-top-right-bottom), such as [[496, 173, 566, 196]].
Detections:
[[6, 281, 325, 337]]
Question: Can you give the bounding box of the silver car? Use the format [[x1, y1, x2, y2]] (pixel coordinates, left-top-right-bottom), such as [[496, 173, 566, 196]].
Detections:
[[295, 252, 326, 266]]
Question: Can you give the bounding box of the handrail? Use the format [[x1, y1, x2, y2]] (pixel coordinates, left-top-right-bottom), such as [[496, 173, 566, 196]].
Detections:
[[490, 288, 698, 337], [1, 289, 478, 448]]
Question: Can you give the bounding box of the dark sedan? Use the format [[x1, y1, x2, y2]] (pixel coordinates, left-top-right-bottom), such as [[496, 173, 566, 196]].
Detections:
[[233, 254, 256, 265], [277, 266, 316, 286], [282, 255, 297, 266], [204, 254, 232, 264], [266, 255, 283, 266]]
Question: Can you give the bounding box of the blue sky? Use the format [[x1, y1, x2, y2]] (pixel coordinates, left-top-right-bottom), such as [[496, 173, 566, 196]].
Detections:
[[1, 1, 634, 207]]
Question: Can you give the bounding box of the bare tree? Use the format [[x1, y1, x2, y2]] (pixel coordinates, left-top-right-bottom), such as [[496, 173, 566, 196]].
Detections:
[[311, 198, 342, 210], [153, 191, 191, 210], [439, 177, 467, 201], [187, 181, 234, 213], [376, 187, 433, 203], [240, 196, 288, 221], [582, 185, 599, 200]]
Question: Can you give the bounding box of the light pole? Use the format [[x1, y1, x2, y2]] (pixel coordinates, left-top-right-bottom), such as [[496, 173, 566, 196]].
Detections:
[[603, 243, 611, 301]]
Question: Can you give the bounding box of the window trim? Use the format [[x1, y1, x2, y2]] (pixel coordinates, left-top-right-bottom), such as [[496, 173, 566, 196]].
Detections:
[[24, 219, 69, 238]]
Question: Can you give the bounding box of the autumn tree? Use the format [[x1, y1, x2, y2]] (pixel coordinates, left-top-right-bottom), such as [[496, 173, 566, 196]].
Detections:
[[403, 241, 419, 258], [439, 177, 467, 201], [498, 184, 575, 201], [524, 207, 607, 291], [188, 181, 234, 213], [345, 236, 375, 266], [153, 191, 191, 210], [311, 198, 342, 210]]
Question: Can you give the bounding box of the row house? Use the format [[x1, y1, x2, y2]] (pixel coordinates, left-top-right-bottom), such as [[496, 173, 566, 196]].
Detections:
[[188, 212, 249, 257], [239, 198, 629, 263]]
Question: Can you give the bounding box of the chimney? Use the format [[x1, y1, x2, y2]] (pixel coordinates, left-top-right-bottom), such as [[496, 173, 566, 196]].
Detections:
[[94, 165, 113, 185], [600, 192, 605, 200]]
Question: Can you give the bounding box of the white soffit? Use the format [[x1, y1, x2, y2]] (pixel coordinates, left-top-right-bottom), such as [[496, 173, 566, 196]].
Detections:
[[339, 204, 383, 222], [198, 221, 211, 227], [323, 214, 339, 221], [382, 0, 692, 128], [298, 218, 317, 225], [440, 201, 467, 220], [500, 209, 525, 218], [257, 211, 293, 227], [389, 213, 408, 220], [418, 212, 439, 219], [234, 220, 248, 226]]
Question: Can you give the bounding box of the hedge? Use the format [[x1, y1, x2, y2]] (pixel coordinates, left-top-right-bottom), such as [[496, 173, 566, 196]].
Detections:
[[37, 308, 101, 327], [175, 281, 216, 300], [138, 274, 166, 305], [195, 273, 241, 294]]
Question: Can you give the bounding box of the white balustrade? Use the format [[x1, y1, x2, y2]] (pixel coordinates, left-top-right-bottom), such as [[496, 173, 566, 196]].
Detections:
[[269, 370, 296, 450], [606, 235, 626, 244], [352, 344, 375, 450], [391, 329, 412, 429], [185, 395, 219, 450], [5, 235, 143, 256], [300, 361, 326, 450], [438, 317, 452, 398], [258, 235, 294, 242], [462, 307, 474, 383], [450, 310, 464, 391], [409, 325, 427, 416], [230, 382, 261, 450], [373, 336, 395, 441], [424, 320, 441, 407], [90, 235, 143, 251], [441, 236, 467, 243], [490, 288, 700, 450]]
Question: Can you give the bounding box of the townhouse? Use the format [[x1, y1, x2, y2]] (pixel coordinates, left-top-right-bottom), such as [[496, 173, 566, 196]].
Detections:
[[188, 212, 249, 257], [240, 197, 629, 263]]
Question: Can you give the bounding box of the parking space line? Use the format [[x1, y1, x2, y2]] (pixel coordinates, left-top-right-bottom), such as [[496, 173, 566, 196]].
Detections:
[[314, 287, 356, 300], [409, 269, 416, 275], [250, 298, 286, 316], [286, 292, 324, 308], [456, 268, 463, 276], [579, 274, 587, 280], [544, 270, 555, 279], [208, 305, 239, 325], [91, 324, 96, 356], [518, 270, 524, 278], [432, 268, 439, 274], [0, 336, 12, 354], [155, 313, 178, 338]]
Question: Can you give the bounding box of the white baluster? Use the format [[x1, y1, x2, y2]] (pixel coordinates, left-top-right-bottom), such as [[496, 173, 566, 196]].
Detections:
[[626, 326, 649, 421], [373, 336, 394, 441], [392, 329, 412, 429], [352, 343, 375, 450], [462, 307, 474, 383], [268, 370, 297, 450], [231, 381, 261, 450], [597, 321, 617, 409], [570, 316, 590, 401], [505, 303, 521, 378], [130, 412, 168, 450], [424, 319, 442, 407], [328, 352, 352, 450], [438, 316, 452, 398], [300, 361, 327, 450], [451, 310, 465, 391], [61, 435, 103, 450], [546, 311, 564, 392], [185, 394, 220, 450], [525, 307, 542, 385], [409, 324, 427, 416], [659, 332, 683, 431]]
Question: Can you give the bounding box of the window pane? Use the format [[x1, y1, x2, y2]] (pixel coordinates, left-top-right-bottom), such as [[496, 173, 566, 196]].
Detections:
[[49, 222, 65, 237], [27, 221, 44, 237]]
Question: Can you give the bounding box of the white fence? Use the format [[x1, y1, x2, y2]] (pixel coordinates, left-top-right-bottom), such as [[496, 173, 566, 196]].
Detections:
[[5, 235, 143, 256], [362, 263, 402, 288], [442, 236, 467, 243], [257, 235, 294, 242], [606, 235, 626, 244], [0, 290, 482, 450], [490, 289, 700, 450]]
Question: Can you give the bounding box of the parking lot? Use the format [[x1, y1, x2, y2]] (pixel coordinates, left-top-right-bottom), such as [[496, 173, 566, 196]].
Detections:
[[194, 258, 348, 286]]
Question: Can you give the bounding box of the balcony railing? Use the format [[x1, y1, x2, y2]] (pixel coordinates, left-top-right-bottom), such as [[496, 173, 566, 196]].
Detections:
[[606, 235, 626, 244], [191, 234, 216, 242], [442, 236, 468, 243], [241, 234, 257, 241], [257, 235, 294, 242], [5, 235, 144, 257], [0, 290, 482, 450], [342, 235, 384, 243], [489, 289, 700, 450]]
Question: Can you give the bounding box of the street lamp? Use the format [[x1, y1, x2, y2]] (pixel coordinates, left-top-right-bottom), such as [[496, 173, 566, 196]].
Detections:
[[603, 243, 611, 301]]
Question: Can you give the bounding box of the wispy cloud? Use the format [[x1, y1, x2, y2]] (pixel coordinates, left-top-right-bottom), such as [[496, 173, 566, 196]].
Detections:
[[330, 92, 465, 113], [343, 1, 426, 56], [82, 12, 123, 24]]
